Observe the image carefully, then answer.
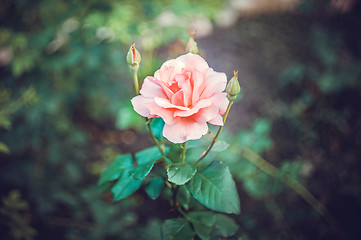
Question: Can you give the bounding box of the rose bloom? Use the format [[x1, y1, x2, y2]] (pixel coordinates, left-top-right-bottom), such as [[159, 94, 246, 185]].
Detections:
[[131, 53, 229, 143]]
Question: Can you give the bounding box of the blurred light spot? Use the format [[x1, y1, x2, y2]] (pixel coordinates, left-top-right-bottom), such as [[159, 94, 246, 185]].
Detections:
[[96, 27, 115, 41], [0, 47, 13, 65], [61, 18, 80, 34], [230, 0, 300, 15], [103, 131, 117, 144], [300, 161, 314, 177], [331, 0, 357, 13], [122, 212, 138, 227], [121, 130, 136, 145], [216, 7, 239, 28], [156, 10, 178, 27], [189, 15, 213, 37], [47, 34, 69, 54]]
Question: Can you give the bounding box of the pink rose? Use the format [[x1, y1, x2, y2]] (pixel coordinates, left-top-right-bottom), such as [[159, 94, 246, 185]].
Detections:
[[131, 53, 229, 143]]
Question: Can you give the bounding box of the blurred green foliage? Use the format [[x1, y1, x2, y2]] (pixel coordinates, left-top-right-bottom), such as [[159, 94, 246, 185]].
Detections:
[[0, 190, 37, 240], [278, 26, 361, 144]]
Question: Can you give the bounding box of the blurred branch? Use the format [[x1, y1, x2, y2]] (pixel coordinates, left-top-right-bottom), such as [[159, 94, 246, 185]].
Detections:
[[240, 147, 344, 239], [45, 216, 99, 230]]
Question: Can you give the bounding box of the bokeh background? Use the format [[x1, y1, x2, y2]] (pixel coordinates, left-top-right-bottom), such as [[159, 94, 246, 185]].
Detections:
[[1, 0, 361, 239]]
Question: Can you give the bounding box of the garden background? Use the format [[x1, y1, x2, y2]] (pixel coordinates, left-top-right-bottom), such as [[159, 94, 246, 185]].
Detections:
[[1, 0, 361, 239]]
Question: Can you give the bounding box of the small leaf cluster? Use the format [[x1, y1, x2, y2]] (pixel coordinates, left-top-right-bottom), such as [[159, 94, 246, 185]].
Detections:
[[99, 121, 241, 239], [0, 86, 38, 154], [0, 190, 37, 240]]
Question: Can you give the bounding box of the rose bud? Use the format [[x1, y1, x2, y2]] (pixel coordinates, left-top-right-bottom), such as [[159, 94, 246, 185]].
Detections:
[[226, 70, 241, 101], [186, 30, 199, 54], [126, 42, 141, 70]]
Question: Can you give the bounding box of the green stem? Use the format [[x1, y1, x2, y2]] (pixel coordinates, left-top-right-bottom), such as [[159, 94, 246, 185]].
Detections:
[[133, 69, 139, 95], [240, 147, 344, 238], [180, 143, 186, 163], [192, 101, 233, 167], [172, 185, 188, 219], [146, 118, 165, 157]]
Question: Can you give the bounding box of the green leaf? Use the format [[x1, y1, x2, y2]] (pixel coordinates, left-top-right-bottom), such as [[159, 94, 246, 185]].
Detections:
[[167, 163, 197, 185], [192, 222, 212, 240], [188, 211, 216, 227], [186, 161, 240, 214], [162, 218, 194, 240], [186, 133, 229, 152], [213, 214, 239, 237], [111, 170, 142, 201], [136, 146, 165, 164], [133, 146, 166, 180], [100, 146, 169, 201], [132, 161, 156, 180], [177, 186, 193, 211], [211, 140, 229, 152], [188, 211, 216, 240], [145, 177, 164, 200], [98, 154, 133, 185]]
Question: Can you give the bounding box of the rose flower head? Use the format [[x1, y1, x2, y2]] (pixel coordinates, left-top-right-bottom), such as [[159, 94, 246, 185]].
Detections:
[[131, 53, 229, 143]]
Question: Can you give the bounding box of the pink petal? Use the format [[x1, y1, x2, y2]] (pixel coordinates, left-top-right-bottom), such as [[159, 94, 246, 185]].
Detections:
[[171, 90, 184, 106], [163, 118, 208, 143], [200, 69, 227, 99], [177, 53, 209, 73], [151, 78, 174, 99], [139, 77, 166, 99], [156, 59, 185, 85], [155, 62, 175, 84], [191, 70, 204, 105], [213, 92, 229, 115], [154, 97, 189, 110], [208, 114, 223, 126], [192, 105, 218, 124], [173, 98, 213, 117], [191, 93, 229, 124], [147, 102, 176, 125], [131, 96, 156, 118], [176, 73, 192, 107]]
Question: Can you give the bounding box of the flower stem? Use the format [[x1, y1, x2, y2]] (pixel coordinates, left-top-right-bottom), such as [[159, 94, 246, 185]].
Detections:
[[180, 143, 186, 163], [172, 185, 188, 219], [146, 118, 165, 157], [133, 69, 139, 95], [192, 101, 233, 167]]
